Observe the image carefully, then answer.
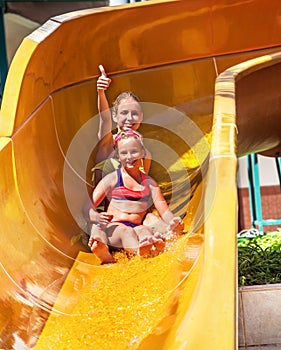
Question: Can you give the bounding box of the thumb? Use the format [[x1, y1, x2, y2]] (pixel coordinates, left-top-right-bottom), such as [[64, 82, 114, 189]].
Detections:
[[99, 64, 107, 77]]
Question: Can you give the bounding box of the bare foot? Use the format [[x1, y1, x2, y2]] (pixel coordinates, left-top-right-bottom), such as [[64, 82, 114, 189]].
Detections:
[[152, 232, 166, 255], [88, 237, 116, 264], [138, 237, 153, 257]]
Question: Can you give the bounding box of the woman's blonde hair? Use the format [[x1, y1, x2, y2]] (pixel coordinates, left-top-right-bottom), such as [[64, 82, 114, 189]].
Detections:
[[112, 91, 141, 118]]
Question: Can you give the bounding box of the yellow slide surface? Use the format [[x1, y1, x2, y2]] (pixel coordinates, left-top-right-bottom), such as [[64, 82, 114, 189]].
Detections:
[[1, 1, 281, 349]]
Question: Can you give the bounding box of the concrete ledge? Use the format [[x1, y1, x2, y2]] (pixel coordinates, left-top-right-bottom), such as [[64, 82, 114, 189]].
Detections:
[[239, 284, 281, 347], [4, 13, 39, 64]]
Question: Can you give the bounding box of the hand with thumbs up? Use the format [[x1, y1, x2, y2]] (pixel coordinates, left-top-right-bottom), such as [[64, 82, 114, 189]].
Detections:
[[97, 65, 112, 91]]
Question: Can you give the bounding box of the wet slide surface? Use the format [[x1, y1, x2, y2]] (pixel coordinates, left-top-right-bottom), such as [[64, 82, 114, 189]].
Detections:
[[1, 1, 281, 349]]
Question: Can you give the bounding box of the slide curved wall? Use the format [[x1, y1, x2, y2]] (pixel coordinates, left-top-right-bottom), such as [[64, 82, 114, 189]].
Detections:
[[0, 1, 281, 349]]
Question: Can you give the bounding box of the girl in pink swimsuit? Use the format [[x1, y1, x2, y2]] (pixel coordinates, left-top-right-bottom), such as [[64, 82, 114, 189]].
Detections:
[[88, 129, 184, 264]]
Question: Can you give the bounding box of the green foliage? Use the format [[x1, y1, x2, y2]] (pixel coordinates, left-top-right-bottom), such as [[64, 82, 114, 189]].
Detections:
[[238, 229, 281, 287]]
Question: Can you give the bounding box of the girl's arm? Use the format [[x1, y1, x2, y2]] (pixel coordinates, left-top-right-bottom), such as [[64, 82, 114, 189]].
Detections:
[[149, 178, 175, 224], [97, 65, 112, 140], [89, 172, 116, 226], [92, 172, 115, 209], [149, 177, 184, 233]]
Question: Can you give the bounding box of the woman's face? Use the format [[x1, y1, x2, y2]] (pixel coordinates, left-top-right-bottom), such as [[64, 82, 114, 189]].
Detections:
[[113, 97, 143, 131], [117, 136, 144, 169]]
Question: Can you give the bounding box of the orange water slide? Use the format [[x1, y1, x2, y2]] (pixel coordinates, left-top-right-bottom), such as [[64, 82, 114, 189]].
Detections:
[[0, 1, 281, 349]]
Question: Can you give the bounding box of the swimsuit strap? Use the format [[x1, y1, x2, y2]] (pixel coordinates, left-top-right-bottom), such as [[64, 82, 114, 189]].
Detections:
[[140, 171, 147, 186], [117, 168, 149, 193], [116, 168, 124, 187]]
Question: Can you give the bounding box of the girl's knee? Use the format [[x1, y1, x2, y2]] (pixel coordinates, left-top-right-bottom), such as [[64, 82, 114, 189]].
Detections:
[[90, 224, 107, 242], [143, 212, 158, 226], [120, 226, 139, 251], [135, 225, 153, 238], [123, 226, 138, 239]]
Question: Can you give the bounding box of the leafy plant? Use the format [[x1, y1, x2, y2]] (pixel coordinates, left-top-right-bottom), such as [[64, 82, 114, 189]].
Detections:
[[238, 229, 281, 287]]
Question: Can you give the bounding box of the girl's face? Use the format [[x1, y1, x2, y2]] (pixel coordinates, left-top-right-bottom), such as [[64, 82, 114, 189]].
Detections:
[[117, 137, 145, 169], [113, 97, 143, 131]]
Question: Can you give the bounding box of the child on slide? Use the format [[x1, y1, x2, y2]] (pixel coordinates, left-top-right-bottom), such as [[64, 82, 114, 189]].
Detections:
[[83, 65, 183, 248], [88, 129, 184, 264], [93, 64, 151, 183], [84, 66, 150, 233]]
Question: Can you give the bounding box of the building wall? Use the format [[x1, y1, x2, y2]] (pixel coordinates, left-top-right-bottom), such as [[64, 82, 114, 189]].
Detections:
[[238, 156, 281, 232]]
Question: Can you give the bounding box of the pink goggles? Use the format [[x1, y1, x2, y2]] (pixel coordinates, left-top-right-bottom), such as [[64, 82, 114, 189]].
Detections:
[[113, 129, 144, 148]]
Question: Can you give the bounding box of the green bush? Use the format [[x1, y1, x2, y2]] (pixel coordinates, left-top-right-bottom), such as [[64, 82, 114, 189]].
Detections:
[[238, 229, 281, 287]]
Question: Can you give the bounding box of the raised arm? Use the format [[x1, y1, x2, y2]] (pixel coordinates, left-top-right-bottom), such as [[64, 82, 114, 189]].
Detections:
[[97, 65, 112, 140]]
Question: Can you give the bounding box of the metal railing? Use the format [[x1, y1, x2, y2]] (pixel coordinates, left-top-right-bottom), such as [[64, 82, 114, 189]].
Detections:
[[247, 153, 281, 232]]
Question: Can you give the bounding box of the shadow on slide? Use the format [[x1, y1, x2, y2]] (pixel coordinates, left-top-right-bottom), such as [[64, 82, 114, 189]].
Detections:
[[0, 1, 281, 349]]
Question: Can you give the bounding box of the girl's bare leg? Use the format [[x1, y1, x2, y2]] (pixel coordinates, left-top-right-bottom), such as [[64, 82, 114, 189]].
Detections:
[[108, 224, 155, 257], [88, 224, 115, 264], [107, 224, 140, 256], [135, 226, 166, 256], [143, 212, 171, 236]]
